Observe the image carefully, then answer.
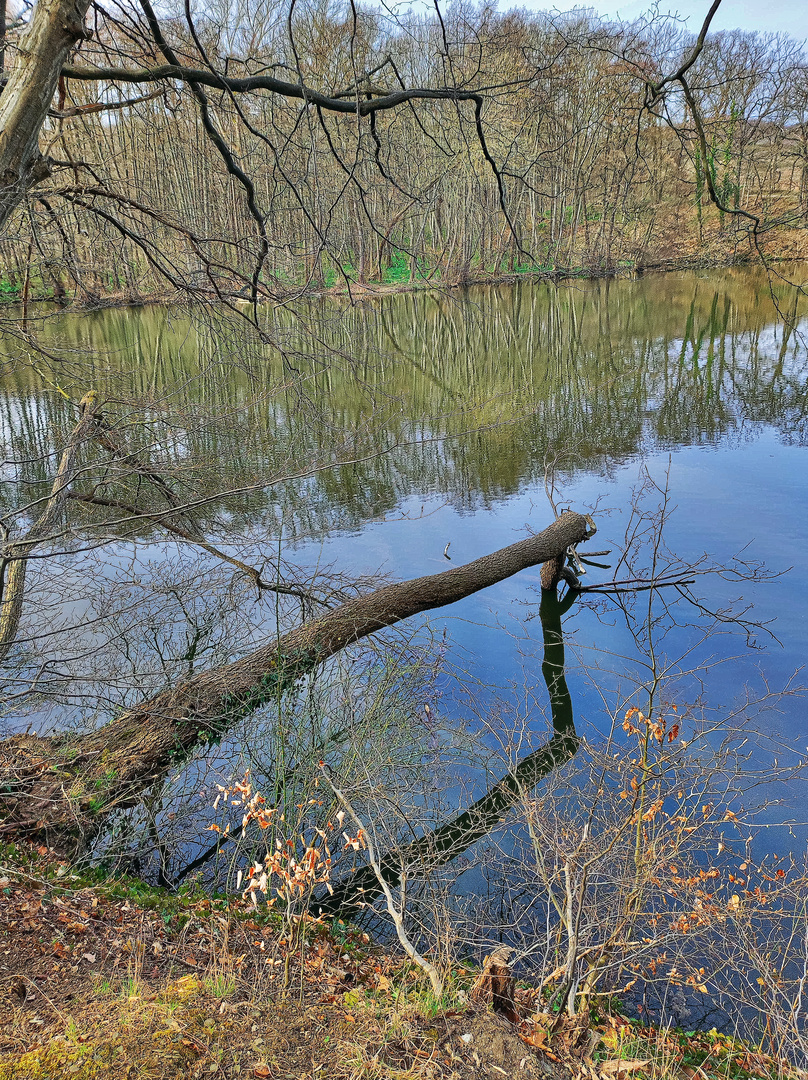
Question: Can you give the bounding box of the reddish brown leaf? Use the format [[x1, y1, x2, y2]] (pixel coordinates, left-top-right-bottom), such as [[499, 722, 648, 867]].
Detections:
[[521, 1030, 548, 1049]]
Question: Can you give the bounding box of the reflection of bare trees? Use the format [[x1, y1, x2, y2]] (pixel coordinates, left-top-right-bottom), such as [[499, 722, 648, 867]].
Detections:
[[0, 269, 801, 855], [2, 267, 805, 545]]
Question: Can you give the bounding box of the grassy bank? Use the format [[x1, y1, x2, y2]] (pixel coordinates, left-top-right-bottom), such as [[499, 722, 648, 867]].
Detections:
[[5, 222, 808, 313], [0, 843, 801, 1080]]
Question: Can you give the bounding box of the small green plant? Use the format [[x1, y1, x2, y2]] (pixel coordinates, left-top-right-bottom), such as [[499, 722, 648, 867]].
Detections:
[[204, 973, 236, 999], [407, 986, 466, 1019], [94, 768, 117, 790], [120, 975, 142, 999]]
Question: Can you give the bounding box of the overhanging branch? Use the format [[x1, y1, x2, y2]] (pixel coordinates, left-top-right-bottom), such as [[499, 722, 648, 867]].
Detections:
[[60, 62, 485, 117]]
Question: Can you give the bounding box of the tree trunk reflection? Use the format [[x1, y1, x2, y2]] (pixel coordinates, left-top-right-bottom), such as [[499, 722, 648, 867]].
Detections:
[[320, 585, 579, 916]]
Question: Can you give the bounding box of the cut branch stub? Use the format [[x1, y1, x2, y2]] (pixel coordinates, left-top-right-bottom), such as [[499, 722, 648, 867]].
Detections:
[[470, 946, 521, 1024]]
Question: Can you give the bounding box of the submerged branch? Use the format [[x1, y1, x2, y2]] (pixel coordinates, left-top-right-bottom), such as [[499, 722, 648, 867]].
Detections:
[[318, 585, 579, 916]]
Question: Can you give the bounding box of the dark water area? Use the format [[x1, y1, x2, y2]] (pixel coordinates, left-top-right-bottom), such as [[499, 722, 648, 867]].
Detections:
[[3, 265, 808, 1035]]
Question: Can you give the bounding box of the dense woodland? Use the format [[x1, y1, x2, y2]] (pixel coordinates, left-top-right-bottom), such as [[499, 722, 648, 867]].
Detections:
[[2, 2, 808, 302]]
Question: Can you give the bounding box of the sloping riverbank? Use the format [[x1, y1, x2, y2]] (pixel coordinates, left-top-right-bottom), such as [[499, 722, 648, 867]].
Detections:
[[0, 843, 801, 1080]]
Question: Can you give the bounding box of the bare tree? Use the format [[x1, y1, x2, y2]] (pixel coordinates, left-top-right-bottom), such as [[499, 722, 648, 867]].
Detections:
[[3, 0, 805, 305]]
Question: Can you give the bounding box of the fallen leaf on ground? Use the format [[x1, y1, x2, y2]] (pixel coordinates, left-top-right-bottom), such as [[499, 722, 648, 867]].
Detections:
[[521, 1030, 548, 1048]]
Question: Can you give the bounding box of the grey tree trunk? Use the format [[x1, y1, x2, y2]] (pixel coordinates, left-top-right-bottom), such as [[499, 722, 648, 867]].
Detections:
[[0, 0, 91, 230]]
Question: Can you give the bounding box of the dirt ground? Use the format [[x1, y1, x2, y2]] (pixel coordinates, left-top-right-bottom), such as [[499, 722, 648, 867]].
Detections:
[[0, 846, 792, 1080], [0, 847, 576, 1079]]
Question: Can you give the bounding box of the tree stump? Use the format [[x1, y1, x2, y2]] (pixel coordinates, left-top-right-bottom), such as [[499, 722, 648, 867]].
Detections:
[[470, 946, 521, 1023]]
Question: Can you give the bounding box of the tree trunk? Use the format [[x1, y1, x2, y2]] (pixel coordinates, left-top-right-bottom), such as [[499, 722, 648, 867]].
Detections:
[[0, 0, 92, 230], [0, 511, 594, 852]]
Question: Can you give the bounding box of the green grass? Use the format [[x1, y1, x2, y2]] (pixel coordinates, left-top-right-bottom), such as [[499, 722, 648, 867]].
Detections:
[[382, 252, 411, 284], [203, 973, 237, 999]]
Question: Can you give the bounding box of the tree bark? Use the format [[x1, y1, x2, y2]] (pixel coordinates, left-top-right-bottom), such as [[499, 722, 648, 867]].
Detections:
[[0, 511, 594, 852], [0, 0, 92, 230], [470, 946, 520, 1023]]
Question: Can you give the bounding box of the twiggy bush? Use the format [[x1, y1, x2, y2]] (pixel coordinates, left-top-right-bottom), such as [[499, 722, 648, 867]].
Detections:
[[471, 695, 808, 1055], [209, 765, 447, 995], [210, 770, 334, 934]]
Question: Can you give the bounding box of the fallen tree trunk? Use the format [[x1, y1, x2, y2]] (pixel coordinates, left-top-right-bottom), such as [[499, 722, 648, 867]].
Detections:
[[0, 510, 593, 853]]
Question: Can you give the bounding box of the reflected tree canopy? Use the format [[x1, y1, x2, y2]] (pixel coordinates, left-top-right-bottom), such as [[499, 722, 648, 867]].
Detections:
[[1, 266, 806, 551]]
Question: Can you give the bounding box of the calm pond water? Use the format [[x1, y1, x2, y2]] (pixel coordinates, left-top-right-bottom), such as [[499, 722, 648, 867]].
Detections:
[[2, 264, 808, 858]]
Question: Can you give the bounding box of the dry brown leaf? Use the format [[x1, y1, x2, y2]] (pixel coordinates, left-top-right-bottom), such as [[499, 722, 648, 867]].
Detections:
[[520, 1030, 548, 1049], [600, 1060, 651, 1075]]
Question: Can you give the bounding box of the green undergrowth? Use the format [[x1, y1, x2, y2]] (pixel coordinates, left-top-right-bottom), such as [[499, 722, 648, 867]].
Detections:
[[4, 248, 782, 312], [1, 843, 803, 1080]]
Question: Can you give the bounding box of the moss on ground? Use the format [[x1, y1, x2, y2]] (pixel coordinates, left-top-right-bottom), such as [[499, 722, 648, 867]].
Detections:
[[0, 843, 802, 1080]]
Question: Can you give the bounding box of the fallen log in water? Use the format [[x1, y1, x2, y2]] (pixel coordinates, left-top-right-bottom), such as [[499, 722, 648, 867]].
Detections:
[[0, 511, 594, 854]]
